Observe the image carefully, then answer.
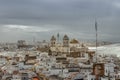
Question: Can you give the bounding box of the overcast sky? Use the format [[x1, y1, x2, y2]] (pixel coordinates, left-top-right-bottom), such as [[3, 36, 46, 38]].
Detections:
[[0, 0, 120, 42]]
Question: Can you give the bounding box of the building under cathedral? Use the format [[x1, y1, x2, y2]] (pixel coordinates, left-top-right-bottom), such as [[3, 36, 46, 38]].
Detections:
[[50, 34, 95, 60]]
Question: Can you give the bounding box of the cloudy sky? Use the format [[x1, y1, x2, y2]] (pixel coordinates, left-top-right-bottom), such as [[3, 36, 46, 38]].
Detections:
[[0, 0, 120, 42]]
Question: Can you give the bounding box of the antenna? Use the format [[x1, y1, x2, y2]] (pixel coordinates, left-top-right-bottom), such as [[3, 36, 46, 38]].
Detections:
[[95, 19, 98, 63]]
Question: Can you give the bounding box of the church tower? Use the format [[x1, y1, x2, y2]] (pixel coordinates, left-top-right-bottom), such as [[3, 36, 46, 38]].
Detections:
[[50, 35, 56, 47], [63, 35, 69, 47]]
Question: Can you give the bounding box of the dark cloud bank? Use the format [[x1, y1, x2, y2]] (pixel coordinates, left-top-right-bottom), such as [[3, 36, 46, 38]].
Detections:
[[0, 0, 120, 42]]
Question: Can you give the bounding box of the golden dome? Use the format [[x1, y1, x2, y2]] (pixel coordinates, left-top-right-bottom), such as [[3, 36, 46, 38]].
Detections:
[[70, 39, 79, 44]]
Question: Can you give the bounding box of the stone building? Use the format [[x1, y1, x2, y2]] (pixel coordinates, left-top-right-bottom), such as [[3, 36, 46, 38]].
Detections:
[[49, 34, 95, 59]]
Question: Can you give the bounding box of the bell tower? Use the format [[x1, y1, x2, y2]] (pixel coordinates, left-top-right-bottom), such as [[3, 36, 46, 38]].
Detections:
[[63, 35, 69, 47], [50, 35, 56, 47]]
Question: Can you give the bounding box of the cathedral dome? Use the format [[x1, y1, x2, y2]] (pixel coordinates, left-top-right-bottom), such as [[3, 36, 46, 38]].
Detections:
[[70, 39, 79, 44]]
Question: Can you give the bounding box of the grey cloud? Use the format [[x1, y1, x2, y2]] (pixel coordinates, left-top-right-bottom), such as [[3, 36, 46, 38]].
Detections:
[[0, 0, 120, 42]]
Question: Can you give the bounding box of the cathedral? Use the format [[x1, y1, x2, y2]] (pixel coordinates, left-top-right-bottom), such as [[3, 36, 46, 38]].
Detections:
[[50, 34, 95, 59]]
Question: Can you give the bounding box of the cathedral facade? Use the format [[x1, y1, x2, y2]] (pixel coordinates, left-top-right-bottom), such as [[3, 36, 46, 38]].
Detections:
[[50, 34, 95, 59]]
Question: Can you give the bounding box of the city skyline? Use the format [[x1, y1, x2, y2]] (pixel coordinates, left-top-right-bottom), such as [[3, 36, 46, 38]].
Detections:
[[0, 0, 120, 42]]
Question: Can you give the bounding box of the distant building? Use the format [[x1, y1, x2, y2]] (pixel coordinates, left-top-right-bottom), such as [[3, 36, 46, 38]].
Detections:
[[0, 43, 17, 51], [36, 40, 49, 52], [17, 40, 26, 49]]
